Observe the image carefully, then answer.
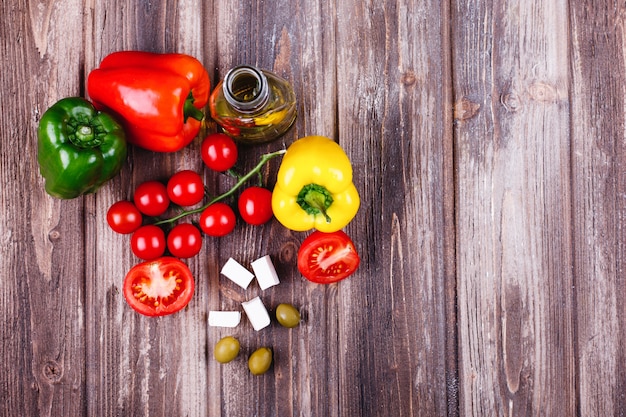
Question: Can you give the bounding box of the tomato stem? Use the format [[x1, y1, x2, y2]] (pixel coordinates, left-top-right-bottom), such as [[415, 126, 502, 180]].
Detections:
[[153, 149, 286, 226], [226, 168, 241, 180]]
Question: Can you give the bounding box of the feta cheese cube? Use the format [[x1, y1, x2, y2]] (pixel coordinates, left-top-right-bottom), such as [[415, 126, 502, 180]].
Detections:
[[220, 257, 255, 289], [208, 311, 241, 327], [241, 296, 271, 331], [251, 255, 280, 290]]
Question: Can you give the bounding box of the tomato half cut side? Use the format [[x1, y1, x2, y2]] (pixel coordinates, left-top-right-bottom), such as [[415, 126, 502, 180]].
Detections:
[[297, 230, 360, 284], [123, 257, 195, 316]]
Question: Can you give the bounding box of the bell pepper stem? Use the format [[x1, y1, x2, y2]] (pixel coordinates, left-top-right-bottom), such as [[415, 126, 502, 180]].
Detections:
[[184, 92, 205, 122], [67, 114, 106, 148], [296, 184, 334, 223], [76, 125, 95, 143], [153, 149, 286, 226]]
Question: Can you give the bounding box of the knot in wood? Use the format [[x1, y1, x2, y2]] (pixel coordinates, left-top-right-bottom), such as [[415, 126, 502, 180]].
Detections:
[[48, 230, 61, 242], [400, 70, 417, 87], [278, 241, 299, 264], [454, 97, 480, 120], [42, 360, 63, 383], [500, 92, 522, 112], [528, 81, 557, 102]]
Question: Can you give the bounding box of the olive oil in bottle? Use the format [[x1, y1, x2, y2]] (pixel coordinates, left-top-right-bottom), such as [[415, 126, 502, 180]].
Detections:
[[209, 65, 297, 143]]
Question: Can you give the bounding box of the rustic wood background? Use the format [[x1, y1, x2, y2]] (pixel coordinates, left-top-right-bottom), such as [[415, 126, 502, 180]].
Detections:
[[2, 0, 625, 416]]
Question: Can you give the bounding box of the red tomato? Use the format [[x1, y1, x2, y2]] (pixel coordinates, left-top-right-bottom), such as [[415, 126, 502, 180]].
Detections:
[[131, 225, 166, 260], [199, 203, 236, 237], [123, 257, 195, 316], [238, 187, 273, 225], [167, 170, 205, 206], [133, 180, 170, 216], [201, 133, 238, 172], [167, 223, 203, 258], [107, 200, 143, 234], [297, 230, 360, 284]]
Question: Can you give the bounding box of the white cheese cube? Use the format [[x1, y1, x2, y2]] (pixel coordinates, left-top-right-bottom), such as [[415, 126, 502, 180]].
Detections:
[[241, 296, 271, 331], [208, 311, 241, 327], [251, 255, 280, 290], [220, 258, 255, 289]]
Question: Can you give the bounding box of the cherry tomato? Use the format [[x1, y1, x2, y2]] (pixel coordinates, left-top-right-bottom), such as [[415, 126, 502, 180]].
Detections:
[[297, 230, 360, 284], [238, 187, 273, 225], [133, 180, 170, 216], [201, 133, 238, 172], [167, 170, 205, 206], [107, 200, 143, 234], [199, 203, 236, 237], [167, 223, 203, 258], [131, 225, 166, 260], [123, 257, 195, 316]]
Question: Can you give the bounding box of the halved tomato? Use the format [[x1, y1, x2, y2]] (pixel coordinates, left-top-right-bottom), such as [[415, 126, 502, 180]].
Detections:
[[123, 257, 195, 316], [297, 230, 360, 284]]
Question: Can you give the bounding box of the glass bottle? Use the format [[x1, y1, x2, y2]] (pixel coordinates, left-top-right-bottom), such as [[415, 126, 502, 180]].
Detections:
[[209, 65, 297, 144]]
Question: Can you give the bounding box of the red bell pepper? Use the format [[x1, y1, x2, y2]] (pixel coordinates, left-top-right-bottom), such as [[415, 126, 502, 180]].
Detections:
[[87, 51, 210, 152]]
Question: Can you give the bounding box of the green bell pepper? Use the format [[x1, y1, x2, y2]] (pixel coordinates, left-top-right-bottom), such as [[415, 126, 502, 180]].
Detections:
[[37, 97, 127, 199]]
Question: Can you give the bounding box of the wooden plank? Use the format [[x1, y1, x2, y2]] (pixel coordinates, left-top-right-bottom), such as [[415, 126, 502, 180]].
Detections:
[[335, 0, 454, 415], [211, 1, 341, 416], [0, 1, 87, 416], [451, 0, 576, 415], [569, 2, 626, 415], [83, 1, 209, 416], [12, 1, 626, 416]]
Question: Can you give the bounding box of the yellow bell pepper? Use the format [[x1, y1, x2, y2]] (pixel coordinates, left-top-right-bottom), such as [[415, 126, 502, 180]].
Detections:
[[271, 135, 360, 232]]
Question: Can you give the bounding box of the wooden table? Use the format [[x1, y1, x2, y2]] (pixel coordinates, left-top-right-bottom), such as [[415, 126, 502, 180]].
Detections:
[[2, 0, 624, 416]]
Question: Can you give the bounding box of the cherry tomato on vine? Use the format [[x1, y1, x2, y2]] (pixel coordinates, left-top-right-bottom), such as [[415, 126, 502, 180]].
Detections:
[[131, 225, 166, 260], [297, 230, 360, 284], [167, 170, 205, 206], [123, 257, 195, 317], [238, 186, 273, 225], [199, 203, 236, 237], [167, 223, 203, 258], [201, 133, 238, 172], [107, 200, 143, 234], [133, 180, 170, 216]]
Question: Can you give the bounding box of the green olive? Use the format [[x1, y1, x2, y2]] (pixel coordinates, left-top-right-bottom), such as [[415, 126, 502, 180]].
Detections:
[[248, 347, 273, 375], [213, 336, 240, 363], [275, 303, 300, 328]]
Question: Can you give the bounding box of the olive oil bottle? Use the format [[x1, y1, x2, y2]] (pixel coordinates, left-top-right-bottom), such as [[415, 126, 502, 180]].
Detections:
[[209, 65, 297, 143]]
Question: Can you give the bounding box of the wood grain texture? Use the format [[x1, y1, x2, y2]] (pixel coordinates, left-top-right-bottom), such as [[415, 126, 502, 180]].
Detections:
[[570, 1, 626, 415], [1, 1, 87, 416], [3, 0, 626, 416], [452, 0, 576, 415], [84, 2, 210, 416], [335, 0, 453, 415], [212, 1, 344, 416]]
